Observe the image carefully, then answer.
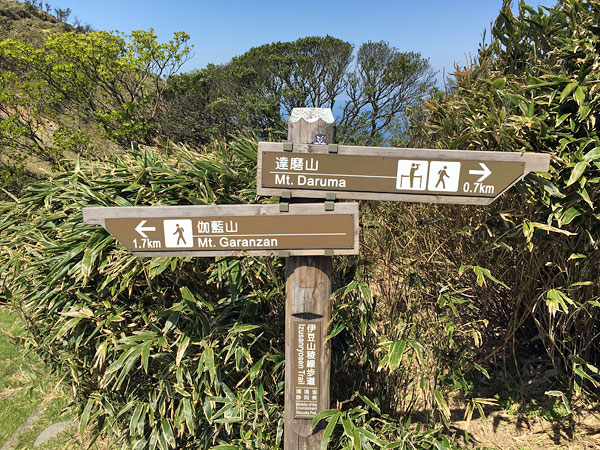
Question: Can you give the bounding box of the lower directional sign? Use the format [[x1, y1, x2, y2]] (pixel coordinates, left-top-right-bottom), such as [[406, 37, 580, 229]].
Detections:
[[83, 203, 359, 257], [257, 142, 551, 205]]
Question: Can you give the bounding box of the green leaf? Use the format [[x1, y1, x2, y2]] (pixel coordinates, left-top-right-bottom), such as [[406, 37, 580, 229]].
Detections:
[[161, 419, 176, 448], [531, 222, 576, 236], [341, 415, 353, 438], [141, 341, 151, 373], [229, 324, 260, 333], [130, 403, 144, 436], [473, 362, 490, 379], [321, 411, 340, 450], [389, 340, 407, 370], [179, 286, 195, 302], [573, 86, 586, 106], [162, 312, 180, 333], [583, 147, 600, 162], [205, 347, 215, 382], [382, 443, 405, 450], [214, 417, 242, 423], [544, 390, 572, 414], [327, 322, 345, 341], [407, 339, 424, 365], [560, 81, 578, 102], [358, 282, 372, 302], [461, 265, 508, 288], [343, 280, 358, 297], [176, 336, 190, 367], [546, 289, 574, 315], [574, 366, 599, 387], [579, 188, 594, 209], [357, 393, 381, 414], [358, 427, 383, 445], [311, 408, 340, 428], [558, 207, 581, 226], [556, 113, 570, 127], [433, 390, 451, 423], [566, 161, 587, 186], [249, 355, 265, 380], [80, 398, 95, 439], [530, 175, 565, 198]]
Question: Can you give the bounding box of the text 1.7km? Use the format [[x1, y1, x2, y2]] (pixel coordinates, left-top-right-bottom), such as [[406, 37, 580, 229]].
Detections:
[[133, 238, 162, 249]]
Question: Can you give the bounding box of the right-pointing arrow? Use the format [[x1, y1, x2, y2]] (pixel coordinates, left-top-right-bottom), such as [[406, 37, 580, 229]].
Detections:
[[469, 163, 492, 182], [135, 220, 156, 238]]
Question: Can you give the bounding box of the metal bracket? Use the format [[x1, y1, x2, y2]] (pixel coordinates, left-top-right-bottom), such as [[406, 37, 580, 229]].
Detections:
[[279, 191, 290, 212], [279, 250, 290, 258], [283, 142, 293, 152], [325, 192, 335, 211], [328, 144, 338, 154], [324, 249, 334, 256]]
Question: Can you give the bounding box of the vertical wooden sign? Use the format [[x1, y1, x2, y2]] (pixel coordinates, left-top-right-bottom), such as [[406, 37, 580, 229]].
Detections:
[[293, 321, 321, 419], [284, 108, 335, 449]]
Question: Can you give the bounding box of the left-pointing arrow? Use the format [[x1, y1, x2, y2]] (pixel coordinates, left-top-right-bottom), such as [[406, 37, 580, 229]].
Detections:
[[135, 220, 156, 238]]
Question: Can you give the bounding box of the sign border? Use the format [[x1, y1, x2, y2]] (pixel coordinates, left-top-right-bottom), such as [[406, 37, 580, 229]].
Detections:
[[257, 142, 550, 205]]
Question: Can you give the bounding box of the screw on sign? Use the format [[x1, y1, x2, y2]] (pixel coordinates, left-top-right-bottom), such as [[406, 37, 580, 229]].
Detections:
[[82, 107, 550, 450]]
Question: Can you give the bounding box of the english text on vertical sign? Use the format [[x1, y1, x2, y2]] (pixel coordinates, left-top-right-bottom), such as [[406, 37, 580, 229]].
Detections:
[[294, 321, 321, 419]]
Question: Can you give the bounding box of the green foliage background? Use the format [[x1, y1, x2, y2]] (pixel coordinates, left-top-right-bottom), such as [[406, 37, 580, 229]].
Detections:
[[0, 140, 475, 448], [1, 0, 600, 448], [419, 0, 600, 398]]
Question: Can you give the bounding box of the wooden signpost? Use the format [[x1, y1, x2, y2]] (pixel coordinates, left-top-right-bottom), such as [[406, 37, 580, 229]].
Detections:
[[283, 109, 336, 449], [258, 142, 550, 204], [82, 107, 550, 450]]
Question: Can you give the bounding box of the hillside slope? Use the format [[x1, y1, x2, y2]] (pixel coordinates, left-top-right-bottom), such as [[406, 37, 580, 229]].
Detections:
[[0, 0, 70, 44]]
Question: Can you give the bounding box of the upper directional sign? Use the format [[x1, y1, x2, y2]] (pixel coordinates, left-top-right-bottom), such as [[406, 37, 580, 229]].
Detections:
[[257, 142, 551, 205], [83, 203, 359, 257]]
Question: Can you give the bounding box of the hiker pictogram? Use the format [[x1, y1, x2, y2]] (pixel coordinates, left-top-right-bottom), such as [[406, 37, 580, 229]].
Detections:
[[427, 161, 461, 192], [174, 224, 186, 245], [163, 219, 193, 248], [436, 166, 449, 189]]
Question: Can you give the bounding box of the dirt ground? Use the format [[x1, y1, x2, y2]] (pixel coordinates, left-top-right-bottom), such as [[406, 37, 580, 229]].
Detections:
[[453, 409, 600, 449]]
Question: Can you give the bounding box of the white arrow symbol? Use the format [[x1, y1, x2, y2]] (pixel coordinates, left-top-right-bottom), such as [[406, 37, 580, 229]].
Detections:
[[135, 220, 156, 238], [469, 163, 492, 182]]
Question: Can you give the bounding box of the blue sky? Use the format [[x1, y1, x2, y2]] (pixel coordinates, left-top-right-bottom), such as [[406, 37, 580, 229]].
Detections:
[[49, 0, 556, 86]]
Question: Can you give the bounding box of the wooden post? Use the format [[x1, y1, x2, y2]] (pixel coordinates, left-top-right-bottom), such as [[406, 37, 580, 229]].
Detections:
[[285, 108, 335, 449]]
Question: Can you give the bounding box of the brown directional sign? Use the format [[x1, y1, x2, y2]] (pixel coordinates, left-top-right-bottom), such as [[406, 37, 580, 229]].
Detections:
[[82, 203, 359, 257], [257, 142, 551, 205]]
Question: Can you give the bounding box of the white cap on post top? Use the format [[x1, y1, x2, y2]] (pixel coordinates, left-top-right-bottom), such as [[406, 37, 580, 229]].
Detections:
[[289, 108, 335, 124]]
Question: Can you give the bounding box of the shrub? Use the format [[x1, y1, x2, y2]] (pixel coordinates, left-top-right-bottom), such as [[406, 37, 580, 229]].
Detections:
[[0, 138, 479, 448], [419, 0, 600, 401]]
